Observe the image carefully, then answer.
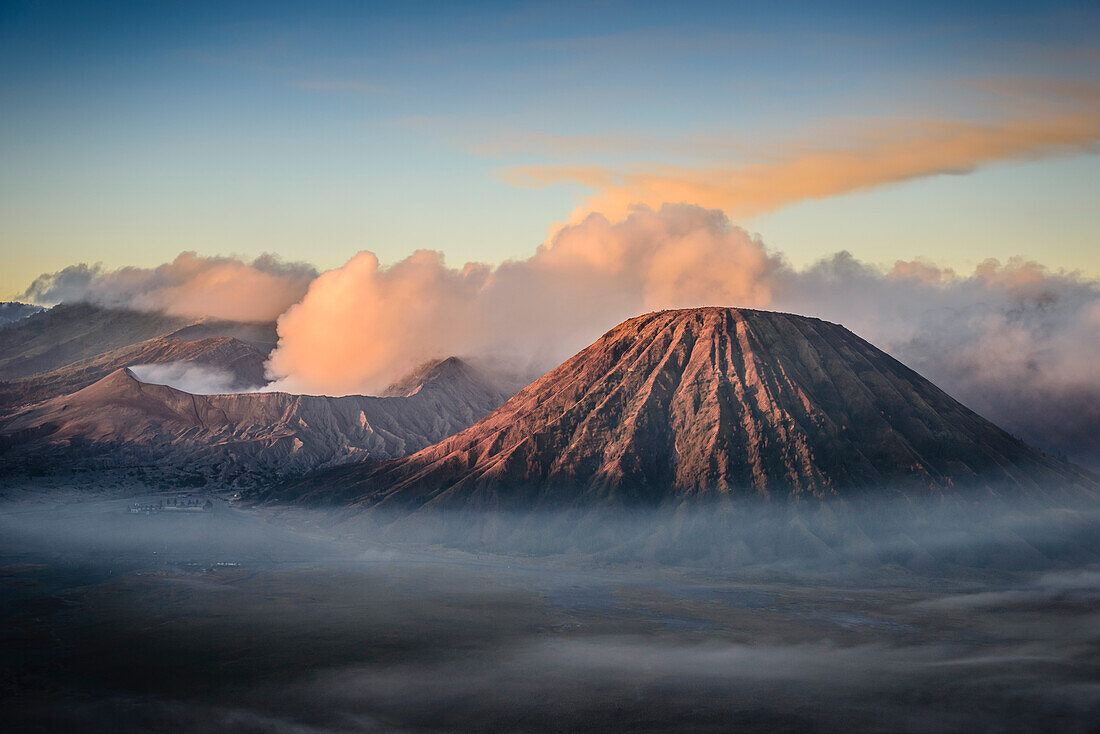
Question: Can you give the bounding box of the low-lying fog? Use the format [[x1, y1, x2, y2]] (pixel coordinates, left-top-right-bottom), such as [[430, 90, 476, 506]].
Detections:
[[2, 489, 1098, 733], [128, 362, 261, 395]]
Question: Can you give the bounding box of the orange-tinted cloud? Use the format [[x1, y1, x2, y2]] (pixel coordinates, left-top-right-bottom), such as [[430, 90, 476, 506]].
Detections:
[[502, 82, 1100, 223], [22, 253, 316, 322], [266, 205, 780, 395]]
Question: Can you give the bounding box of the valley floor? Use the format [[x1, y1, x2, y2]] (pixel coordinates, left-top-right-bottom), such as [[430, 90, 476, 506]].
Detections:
[[1, 489, 1098, 733]]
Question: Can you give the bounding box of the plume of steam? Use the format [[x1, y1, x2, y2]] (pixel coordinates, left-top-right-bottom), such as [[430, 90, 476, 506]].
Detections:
[[266, 205, 780, 395], [128, 362, 255, 395], [22, 252, 316, 322], [266, 205, 1099, 469]]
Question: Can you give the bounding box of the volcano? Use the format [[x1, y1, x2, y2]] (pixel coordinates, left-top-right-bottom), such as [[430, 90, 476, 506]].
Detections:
[[301, 307, 1096, 508]]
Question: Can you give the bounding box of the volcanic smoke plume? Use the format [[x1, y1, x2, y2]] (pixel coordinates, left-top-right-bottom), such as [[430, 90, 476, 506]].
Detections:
[[266, 205, 780, 396]]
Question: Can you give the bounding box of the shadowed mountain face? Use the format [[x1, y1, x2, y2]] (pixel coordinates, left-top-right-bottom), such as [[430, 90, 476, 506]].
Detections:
[[0, 358, 511, 486], [0, 303, 193, 378], [0, 302, 42, 329], [302, 308, 1095, 509]]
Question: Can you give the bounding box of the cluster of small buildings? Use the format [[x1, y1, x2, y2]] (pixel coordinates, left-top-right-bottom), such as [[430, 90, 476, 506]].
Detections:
[[127, 495, 215, 514]]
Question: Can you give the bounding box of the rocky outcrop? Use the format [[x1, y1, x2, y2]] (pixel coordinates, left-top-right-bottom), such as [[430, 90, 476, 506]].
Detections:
[[304, 308, 1096, 509]]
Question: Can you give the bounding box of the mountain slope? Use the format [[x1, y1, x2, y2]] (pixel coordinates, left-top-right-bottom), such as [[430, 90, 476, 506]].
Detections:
[[163, 319, 279, 353], [0, 303, 278, 380], [0, 358, 511, 485], [0, 303, 192, 378], [0, 336, 268, 411], [305, 307, 1095, 509]]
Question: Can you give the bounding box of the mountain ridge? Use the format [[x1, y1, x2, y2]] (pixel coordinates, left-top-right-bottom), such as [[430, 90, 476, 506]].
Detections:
[[0, 357, 511, 486], [0, 335, 268, 411], [0, 303, 279, 380], [0, 302, 43, 330]]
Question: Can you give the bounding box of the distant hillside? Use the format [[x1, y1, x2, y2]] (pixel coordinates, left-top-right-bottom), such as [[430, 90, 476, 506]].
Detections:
[[0, 303, 278, 380], [0, 304, 192, 379], [0, 336, 268, 412], [164, 320, 279, 354]]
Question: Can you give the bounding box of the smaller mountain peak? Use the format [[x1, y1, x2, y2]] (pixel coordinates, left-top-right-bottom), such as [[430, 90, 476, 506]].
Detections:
[[100, 366, 145, 388], [62, 366, 148, 403], [419, 356, 466, 376], [381, 357, 472, 397]]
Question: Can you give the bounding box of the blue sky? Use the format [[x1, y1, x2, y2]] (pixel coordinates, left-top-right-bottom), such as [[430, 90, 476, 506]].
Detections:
[[2, 0, 1098, 297]]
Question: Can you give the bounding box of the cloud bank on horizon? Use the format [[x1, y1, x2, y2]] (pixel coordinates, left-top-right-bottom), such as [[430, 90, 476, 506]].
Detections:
[[16, 217, 1099, 469], [21, 252, 316, 323]]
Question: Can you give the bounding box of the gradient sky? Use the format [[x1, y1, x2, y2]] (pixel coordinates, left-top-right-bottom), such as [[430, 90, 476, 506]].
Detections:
[[2, 0, 1099, 299]]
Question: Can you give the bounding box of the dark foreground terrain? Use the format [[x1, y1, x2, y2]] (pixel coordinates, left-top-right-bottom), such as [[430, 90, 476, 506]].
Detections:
[[1, 489, 1099, 733]]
